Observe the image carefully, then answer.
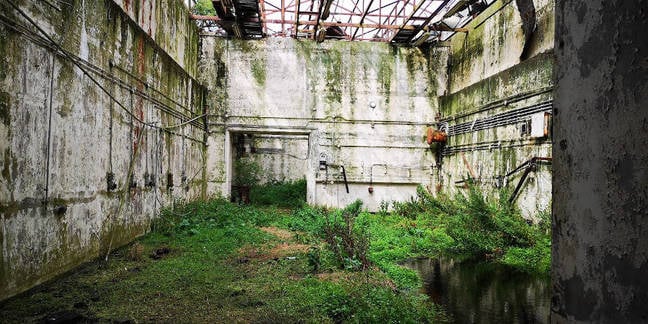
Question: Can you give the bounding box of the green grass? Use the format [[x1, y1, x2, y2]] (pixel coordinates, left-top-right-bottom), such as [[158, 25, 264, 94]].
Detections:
[[273, 185, 550, 291], [0, 199, 446, 323], [0, 188, 549, 322], [250, 178, 307, 208]]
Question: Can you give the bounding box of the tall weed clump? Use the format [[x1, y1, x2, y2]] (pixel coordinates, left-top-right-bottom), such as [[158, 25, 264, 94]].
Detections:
[[392, 185, 549, 274], [445, 186, 535, 256], [321, 200, 371, 271]]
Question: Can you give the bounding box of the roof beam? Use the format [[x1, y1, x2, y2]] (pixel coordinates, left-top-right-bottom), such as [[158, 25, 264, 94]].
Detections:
[[401, 0, 451, 44], [351, 0, 376, 40], [388, 0, 427, 42], [294, 0, 301, 37], [313, 0, 334, 40], [260, 0, 267, 34]]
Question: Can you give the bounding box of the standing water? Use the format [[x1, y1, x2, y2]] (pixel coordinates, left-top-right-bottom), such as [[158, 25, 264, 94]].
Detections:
[[404, 258, 550, 323]]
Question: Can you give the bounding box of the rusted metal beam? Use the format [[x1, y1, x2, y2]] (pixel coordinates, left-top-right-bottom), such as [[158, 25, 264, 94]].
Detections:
[[281, 0, 285, 35], [294, 0, 301, 37], [260, 0, 267, 34], [313, 0, 334, 40], [390, 0, 413, 26], [345, 0, 363, 29], [388, 0, 430, 42], [192, 14, 466, 31], [351, 0, 375, 40], [402, 0, 452, 44], [190, 13, 467, 36]]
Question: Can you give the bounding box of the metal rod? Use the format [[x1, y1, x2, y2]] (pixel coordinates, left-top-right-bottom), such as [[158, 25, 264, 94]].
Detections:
[[341, 166, 349, 193]]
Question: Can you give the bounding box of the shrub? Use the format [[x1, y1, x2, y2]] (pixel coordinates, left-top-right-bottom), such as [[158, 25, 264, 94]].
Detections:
[[250, 178, 307, 208], [321, 200, 371, 271]]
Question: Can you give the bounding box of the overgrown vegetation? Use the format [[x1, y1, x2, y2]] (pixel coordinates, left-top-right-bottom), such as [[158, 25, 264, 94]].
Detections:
[[0, 199, 446, 323], [249, 178, 307, 208], [233, 158, 261, 187], [192, 0, 216, 15], [1, 185, 549, 322], [383, 185, 551, 274], [320, 200, 371, 271]]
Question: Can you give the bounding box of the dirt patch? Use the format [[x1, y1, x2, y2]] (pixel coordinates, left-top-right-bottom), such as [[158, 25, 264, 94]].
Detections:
[[260, 227, 294, 240], [236, 227, 311, 261], [237, 245, 270, 260], [237, 242, 310, 261], [269, 242, 310, 257], [316, 270, 397, 290]]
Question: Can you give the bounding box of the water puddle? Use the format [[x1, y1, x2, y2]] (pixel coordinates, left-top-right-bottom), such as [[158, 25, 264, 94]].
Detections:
[[404, 257, 550, 323]]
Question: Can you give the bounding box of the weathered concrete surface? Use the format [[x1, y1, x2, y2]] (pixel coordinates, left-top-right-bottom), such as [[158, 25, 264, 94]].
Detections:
[[200, 37, 448, 211], [552, 0, 648, 322], [448, 0, 554, 93], [113, 0, 200, 77], [440, 0, 554, 220], [0, 0, 205, 300]]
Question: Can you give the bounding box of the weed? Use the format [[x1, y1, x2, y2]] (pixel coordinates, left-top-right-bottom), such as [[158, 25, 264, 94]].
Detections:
[[127, 242, 143, 261], [321, 200, 371, 271], [250, 178, 307, 208], [307, 246, 321, 272]]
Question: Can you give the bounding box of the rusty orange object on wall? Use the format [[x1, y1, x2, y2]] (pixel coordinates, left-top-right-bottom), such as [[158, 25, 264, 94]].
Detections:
[[426, 127, 447, 144]]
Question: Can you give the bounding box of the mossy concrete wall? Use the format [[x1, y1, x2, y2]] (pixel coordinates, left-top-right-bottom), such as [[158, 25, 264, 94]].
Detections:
[[439, 0, 554, 220], [113, 0, 200, 77], [553, 0, 648, 321], [0, 0, 204, 300], [199, 37, 448, 211]]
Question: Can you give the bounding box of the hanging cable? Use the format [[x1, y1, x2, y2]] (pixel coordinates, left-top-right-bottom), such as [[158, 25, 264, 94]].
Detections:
[[2, 2, 208, 134], [2, 0, 155, 127]]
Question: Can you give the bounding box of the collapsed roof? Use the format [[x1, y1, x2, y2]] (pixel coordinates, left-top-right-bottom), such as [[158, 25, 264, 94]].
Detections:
[[191, 0, 496, 45]]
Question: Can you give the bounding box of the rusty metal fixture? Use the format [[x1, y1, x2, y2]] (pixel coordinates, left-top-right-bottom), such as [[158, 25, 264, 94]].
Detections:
[[340, 166, 349, 194], [368, 186, 374, 194], [426, 127, 447, 144]]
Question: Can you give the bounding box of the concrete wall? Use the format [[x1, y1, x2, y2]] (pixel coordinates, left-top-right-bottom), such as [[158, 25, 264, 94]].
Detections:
[[439, 0, 554, 220], [0, 0, 205, 300], [113, 0, 200, 77], [199, 38, 448, 211], [552, 0, 648, 322]]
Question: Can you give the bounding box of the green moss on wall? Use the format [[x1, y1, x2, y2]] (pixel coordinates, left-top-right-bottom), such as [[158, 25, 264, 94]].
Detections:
[[1, 148, 11, 183], [0, 28, 8, 81], [378, 54, 394, 104], [0, 91, 10, 127], [440, 52, 553, 117], [322, 48, 343, 104], [251, 59, 266, 86]]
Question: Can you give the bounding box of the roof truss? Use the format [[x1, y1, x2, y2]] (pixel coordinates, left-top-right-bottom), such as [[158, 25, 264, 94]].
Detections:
[[192, 0, 494, 45]]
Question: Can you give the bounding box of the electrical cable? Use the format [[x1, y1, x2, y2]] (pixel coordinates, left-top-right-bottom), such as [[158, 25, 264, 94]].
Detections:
[[2, 0, 153, 128], [0, 9, 207, 133]]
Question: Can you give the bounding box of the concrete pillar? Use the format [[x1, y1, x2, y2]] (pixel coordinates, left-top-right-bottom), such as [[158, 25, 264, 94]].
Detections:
[[553, 0, 648, 322]]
